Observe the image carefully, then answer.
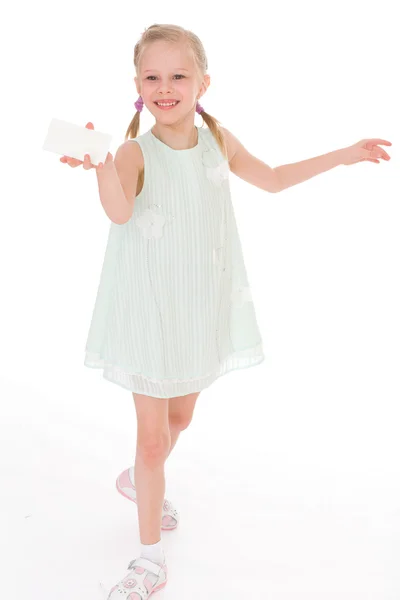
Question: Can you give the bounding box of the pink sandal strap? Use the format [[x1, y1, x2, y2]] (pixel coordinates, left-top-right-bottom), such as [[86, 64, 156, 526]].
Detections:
[[127, 557, 164, 576], [108, 557, 167, 600]]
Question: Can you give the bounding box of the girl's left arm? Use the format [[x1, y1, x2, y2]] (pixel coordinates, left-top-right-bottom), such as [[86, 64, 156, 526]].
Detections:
[[222, 127, 392, 193], [274, 138, 392, 192]]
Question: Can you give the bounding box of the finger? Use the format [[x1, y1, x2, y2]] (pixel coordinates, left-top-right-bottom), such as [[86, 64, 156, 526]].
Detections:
[[83, 154, 93, 170], [67, 157, 83, 167], [376, 146, 391, 160], [369, 145, 391, 160], [61, 155, 76, 164], [367, 139, 392, 147]]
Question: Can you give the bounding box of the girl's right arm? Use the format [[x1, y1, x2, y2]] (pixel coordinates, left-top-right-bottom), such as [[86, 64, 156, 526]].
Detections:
[[60, 122, 140, 225], [97, 141, 140, 224]]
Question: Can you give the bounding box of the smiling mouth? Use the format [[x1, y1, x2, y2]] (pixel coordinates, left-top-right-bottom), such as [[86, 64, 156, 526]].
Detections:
[[154, 101, 180, 108]]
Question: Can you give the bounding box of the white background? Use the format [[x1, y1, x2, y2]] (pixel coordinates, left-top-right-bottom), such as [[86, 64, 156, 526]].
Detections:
[[1, 1, 399, 598]]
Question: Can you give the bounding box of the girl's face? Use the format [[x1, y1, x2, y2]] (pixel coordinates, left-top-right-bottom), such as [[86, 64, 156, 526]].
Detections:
[[135, 41, 209, 123]]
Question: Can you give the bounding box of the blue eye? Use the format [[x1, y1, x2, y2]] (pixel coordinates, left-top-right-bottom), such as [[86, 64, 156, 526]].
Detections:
[[146, 74, 185, 80]]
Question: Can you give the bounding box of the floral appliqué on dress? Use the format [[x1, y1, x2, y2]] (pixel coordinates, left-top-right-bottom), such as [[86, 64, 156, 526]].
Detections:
[[202, 148, 230, 186], [135, 203, 175, 239]]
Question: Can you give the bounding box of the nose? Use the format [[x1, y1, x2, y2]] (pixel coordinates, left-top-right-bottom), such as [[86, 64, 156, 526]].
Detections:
[[157, 81, 175, 94]]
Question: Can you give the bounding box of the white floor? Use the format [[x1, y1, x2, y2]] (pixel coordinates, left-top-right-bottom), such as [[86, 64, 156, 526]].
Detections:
[[2, 363, 399, 599]]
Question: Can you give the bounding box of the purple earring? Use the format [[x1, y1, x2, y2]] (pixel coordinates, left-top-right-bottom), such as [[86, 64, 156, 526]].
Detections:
[[134, 95, 144, 112], [196, 100, 205, 114]]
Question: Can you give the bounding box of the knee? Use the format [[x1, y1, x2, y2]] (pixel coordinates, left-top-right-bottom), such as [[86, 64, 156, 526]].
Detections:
[[137, 432, 170, 466], [169, 413, 193, 432], [168, 392, 200, 432]]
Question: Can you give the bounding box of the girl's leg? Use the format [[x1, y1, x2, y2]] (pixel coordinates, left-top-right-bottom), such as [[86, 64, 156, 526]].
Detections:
[[166, 391, 201, 459], [133, 392, 171, 545]]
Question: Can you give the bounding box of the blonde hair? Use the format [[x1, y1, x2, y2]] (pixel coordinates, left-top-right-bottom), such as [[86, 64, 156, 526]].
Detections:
[[124, 23, 228, 159]]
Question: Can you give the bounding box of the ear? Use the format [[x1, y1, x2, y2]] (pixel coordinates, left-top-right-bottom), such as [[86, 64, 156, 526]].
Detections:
[[198, 74, 211, 98], [134, 76, 140, 95], [203, 74, 210, 93]]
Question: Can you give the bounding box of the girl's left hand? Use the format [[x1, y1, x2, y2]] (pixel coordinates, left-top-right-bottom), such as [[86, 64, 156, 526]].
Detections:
[[342, 138, 392, 166]]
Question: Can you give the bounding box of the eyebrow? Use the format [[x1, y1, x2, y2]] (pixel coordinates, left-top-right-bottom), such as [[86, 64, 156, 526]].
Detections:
[[143, 68, 189, 73]]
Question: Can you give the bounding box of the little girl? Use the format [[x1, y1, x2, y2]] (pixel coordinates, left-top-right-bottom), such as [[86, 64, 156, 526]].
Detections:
[[61, 23, 391, 599]]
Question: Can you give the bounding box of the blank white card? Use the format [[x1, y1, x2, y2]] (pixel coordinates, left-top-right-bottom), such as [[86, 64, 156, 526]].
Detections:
[[43, 118, 113, 166]]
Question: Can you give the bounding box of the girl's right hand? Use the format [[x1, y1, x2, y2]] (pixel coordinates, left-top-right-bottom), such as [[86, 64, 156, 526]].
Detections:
[[59, 122, 113, 171]]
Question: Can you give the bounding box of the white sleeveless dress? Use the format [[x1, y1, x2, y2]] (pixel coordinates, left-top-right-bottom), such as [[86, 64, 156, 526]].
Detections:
[[84, 126, 265, 398]]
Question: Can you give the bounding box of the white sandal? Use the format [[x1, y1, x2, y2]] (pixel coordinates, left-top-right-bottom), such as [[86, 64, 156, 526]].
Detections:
[[116, 467, 179, 531], [107, 556, 168, 599]]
